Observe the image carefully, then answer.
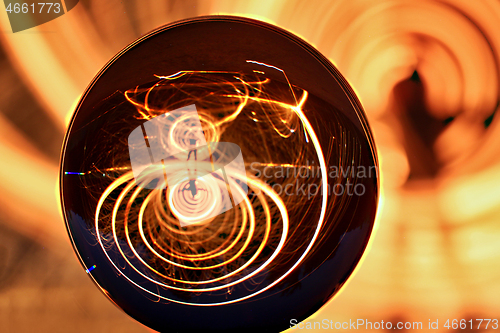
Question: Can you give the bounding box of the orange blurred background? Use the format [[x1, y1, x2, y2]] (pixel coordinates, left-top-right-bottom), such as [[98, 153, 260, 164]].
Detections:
[[1, 0, 500, 332]]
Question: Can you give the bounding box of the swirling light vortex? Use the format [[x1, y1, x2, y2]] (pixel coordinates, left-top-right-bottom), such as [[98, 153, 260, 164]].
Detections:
[[93, 63, 328, 306]]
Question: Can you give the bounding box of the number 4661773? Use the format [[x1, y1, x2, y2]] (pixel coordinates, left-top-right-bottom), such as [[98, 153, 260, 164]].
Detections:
[[6, 3, 61, 14], [444, 319, 499, 330]]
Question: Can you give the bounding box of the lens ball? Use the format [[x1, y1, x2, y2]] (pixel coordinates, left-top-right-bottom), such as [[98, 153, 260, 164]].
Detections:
[[60, 16, 379, 333]]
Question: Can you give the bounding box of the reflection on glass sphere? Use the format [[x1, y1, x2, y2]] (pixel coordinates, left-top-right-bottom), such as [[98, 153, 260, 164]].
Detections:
[[60, 16, 379, 332]]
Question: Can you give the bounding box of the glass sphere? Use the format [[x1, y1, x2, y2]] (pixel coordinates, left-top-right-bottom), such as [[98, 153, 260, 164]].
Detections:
[[60, 16, 379, 332]]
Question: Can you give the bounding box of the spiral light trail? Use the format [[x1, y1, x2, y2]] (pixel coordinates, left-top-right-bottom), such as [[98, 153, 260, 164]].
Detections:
[[82, 68, 329, 306]]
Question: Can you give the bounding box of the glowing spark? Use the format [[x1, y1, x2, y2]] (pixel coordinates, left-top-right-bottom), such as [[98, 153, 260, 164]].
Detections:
[[85, 265, 96, 273]]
